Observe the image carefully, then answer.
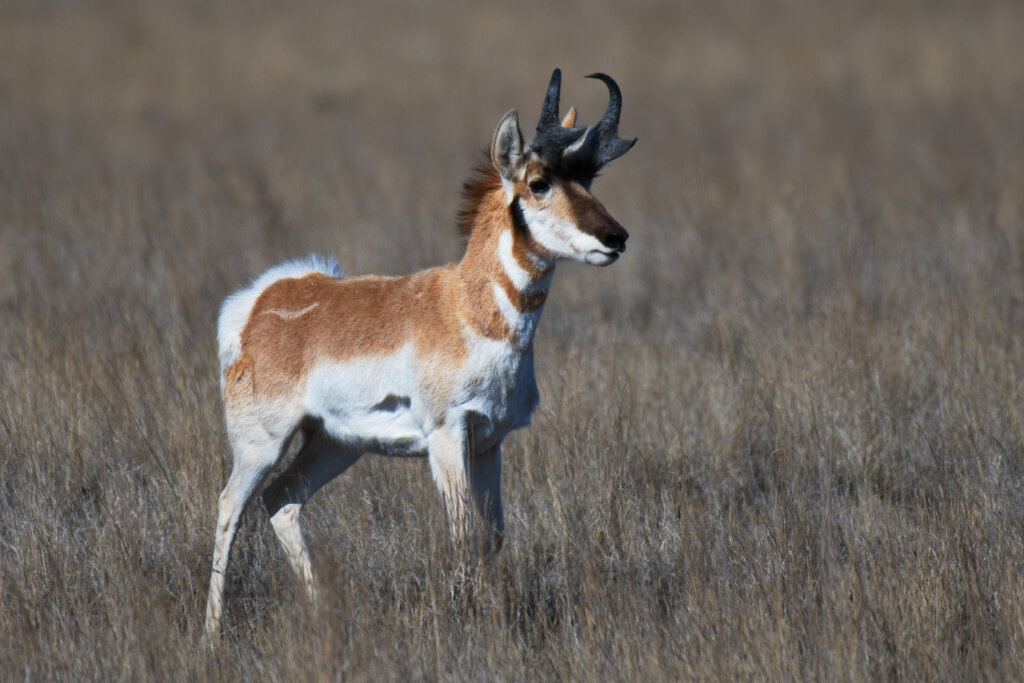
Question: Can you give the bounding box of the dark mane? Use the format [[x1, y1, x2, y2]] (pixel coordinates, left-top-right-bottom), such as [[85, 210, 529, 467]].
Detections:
[[457, 162, 503, 241]]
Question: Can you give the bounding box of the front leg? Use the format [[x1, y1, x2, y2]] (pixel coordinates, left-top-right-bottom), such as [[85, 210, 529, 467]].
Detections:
[[469, 444, 504, 553], [427, 423, 471, 540]]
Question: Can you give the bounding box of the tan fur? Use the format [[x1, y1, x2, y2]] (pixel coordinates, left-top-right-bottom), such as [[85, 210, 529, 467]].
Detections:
[[456, 189, 532, 341], [231, 167, 563, 401], [494, 269, 548, 313], [233, 268, 469, 400]]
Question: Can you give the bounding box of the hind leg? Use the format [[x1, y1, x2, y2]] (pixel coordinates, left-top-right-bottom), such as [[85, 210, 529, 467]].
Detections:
[[203, 424, 294, 643], [263, 429, 362, 604]]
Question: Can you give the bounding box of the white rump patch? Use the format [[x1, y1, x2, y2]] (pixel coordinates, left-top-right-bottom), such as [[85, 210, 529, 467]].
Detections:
[[217, 255, 342, 376]]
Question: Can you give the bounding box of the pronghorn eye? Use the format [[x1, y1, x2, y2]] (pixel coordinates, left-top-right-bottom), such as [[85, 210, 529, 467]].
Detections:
[[528, 179, 551, 195]]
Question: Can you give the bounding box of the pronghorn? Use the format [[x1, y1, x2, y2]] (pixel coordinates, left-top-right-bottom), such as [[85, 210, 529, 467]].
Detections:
[[203, 69, 636, 639]]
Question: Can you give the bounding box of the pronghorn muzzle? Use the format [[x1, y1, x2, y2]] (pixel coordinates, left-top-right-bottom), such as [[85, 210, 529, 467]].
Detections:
[[564, 181, 630, 259], [602, 224, 629, 254], [592, 208, 629, 262]]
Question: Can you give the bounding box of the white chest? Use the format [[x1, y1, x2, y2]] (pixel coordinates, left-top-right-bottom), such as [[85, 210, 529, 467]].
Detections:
[[453, 339, 540, 451]]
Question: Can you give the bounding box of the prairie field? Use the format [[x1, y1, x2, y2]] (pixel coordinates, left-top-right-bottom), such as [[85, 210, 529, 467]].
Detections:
[[2, 0, 1024, 679]]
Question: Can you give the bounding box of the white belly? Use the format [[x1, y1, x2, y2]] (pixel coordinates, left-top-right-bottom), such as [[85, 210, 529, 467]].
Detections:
[[303, 350, 431, 457], [301, 339, 539, 457]]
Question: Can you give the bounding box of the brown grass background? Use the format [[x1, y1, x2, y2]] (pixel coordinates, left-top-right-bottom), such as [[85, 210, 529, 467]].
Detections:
[[2, 0, 1023, 679]]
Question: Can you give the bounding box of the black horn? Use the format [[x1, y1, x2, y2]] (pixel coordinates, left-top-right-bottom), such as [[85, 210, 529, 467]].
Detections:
[[527, 69, 636, 177], [587, 73, 637, 167], [538, 68, 563, 129], [528, 69, 589, 161]]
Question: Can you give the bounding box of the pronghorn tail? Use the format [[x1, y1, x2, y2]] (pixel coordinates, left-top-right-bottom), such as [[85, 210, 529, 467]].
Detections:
[[216, 254, 342, 376]]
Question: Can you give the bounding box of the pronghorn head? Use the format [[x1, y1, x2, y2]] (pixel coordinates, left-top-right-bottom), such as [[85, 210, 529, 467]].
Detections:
[[490, 69, 636, 266]]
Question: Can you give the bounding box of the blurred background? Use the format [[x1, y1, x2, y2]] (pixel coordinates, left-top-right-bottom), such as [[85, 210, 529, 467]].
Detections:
[[1, 0, 1023, 678]]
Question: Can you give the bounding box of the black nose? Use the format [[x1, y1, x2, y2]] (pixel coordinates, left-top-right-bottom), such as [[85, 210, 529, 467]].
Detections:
[[604, 228, 629, 252]]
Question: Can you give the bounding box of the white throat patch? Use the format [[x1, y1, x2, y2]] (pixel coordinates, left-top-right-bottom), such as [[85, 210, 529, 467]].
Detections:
[[491, 282, 544, 342], [497, 231, 533, 291]]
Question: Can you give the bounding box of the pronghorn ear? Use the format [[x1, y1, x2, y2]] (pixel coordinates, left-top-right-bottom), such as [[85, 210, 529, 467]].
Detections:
[[561, 107, 577, 128], [491, 109, 524, 184]]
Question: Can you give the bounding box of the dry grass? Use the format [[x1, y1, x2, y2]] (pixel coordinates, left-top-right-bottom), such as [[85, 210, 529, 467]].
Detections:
[[2, 0, 1024, 679]]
